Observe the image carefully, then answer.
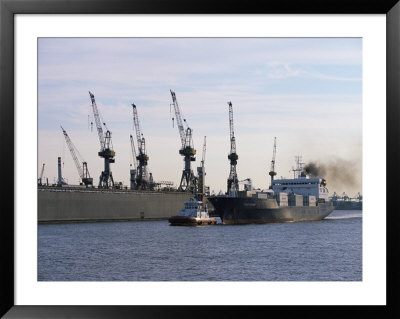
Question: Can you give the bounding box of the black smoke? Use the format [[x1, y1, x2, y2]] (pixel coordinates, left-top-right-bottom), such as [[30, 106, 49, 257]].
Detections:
[[303, 158, 359, 190], [303, 162, 325, 177]]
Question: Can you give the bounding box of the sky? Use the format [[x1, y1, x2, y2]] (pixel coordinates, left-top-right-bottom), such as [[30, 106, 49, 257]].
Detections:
[[38, 37, 362, 197]]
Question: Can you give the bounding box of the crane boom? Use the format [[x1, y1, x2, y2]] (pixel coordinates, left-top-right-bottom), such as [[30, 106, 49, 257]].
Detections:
[[270, 137, 277, 172], [61, 126, 93, 186], [228, 101, 236, 154], [131, 103, 143, 150], [88, 91, 105, 150], [269, 137, 277, 186], [40, 163, 45, 180], [170, 90, 186, 149], [201, 136, 206, 165], [201, 136, 206, 207], [61, 126, 84, 179], [130, 134, 138, 170]]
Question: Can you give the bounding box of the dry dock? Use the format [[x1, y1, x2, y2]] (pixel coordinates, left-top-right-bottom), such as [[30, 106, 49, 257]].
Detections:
[[38, 186, 192, 223]]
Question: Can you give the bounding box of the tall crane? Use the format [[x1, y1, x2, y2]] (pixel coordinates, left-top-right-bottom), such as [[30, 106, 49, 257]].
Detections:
[[88, 91, 115, 188], [131, 103, 150, 190], [170, 90, 197, 192], [38, 163, 45, 185], [227, 101, 238, 197], [268, 137, 277, 187], [129, 134, 138, 190], [61, 126, 93, 186], [197, 136, 207, 202]]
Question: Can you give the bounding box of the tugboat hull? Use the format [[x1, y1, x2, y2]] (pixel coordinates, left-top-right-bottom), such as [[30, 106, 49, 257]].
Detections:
[[168, 215, 217, 226]]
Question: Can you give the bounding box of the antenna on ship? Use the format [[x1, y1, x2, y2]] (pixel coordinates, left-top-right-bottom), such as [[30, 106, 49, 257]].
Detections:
[[268, 137, 277, 188], [291, 156, 304, 179]]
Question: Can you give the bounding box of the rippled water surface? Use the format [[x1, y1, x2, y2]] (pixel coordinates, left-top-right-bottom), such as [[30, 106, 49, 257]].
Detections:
[[38, 210, 362, 281]]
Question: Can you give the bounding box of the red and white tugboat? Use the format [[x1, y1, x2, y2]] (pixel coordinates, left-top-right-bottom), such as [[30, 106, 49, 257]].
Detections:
[[168, 197, 217, 226], [169, 136, 217, 226]]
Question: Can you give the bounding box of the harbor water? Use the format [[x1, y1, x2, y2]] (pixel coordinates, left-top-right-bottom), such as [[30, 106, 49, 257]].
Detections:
[[38, 210, 362, 281]]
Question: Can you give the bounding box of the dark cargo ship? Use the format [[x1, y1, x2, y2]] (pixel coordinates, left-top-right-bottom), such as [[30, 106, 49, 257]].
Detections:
[[208, 157, 335, 225]]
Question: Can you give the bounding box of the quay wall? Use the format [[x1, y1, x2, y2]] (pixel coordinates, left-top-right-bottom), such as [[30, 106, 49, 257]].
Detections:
[[38, 187, 192, 223]]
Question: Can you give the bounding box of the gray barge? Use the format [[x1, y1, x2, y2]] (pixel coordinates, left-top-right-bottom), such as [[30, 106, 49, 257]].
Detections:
[[38, 186, 192, 223]]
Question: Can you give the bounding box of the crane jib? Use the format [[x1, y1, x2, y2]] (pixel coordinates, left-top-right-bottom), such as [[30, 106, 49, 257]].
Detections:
[[170, 90, 187, 149], [89, 91, 106, 150]]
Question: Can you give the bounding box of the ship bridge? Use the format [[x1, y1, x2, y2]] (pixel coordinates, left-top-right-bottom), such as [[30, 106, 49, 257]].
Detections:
[[271, 176, 329, 201]]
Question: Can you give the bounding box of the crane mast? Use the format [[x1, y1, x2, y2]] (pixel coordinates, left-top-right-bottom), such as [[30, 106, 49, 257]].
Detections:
[[131, 103, 150, 190], [170, 90, 197, 192], [227, 101, 238, 197], [88, 91, 115, 188], [61, 126, 93, 186], [269, 137, 277, 187], [129, 134, 138, 190]]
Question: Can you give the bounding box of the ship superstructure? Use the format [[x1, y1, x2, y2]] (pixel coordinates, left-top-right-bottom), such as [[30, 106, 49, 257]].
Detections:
[[271, 156, 329, 202]]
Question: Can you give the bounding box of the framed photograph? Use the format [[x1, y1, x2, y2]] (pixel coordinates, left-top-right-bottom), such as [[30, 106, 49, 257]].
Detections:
[[1, 0, 399, 318]]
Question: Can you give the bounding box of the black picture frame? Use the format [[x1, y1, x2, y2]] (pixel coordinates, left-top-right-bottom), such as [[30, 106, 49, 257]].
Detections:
[[1, 1, 399, 318]]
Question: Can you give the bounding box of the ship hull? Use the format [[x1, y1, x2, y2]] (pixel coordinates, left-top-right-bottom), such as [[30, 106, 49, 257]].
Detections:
[[38, 186, 192, 223], [207, 196, 334, 225]]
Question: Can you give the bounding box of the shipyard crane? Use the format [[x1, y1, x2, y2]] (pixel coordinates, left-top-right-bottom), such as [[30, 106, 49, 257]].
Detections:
[[197, 136, 207, 202], [129, 134, 138, 190], [88, 91, 115, 188], [61, 126, 93, 186], [170, 90, 197, 192], [268, 137, 277, 187], [38, 163, 45, 185], [227, 101, 238, 197], [131, 103, 150, 190]]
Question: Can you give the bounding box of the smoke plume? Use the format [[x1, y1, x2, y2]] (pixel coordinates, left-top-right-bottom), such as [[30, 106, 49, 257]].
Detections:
[[303, 158, 361, 194]]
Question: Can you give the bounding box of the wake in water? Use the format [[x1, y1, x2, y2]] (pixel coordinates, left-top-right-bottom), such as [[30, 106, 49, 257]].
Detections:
[[325, 210, 362, 220]]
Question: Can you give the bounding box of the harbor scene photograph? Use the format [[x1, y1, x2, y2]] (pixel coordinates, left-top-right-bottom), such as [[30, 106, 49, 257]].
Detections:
[[0, 2, 393, 316], [37, 36, 363, 283], [10, 12, 387, 308]]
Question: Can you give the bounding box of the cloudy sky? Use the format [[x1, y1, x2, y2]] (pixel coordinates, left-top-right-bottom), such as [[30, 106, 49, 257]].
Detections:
[[38, 37, 362, 196]]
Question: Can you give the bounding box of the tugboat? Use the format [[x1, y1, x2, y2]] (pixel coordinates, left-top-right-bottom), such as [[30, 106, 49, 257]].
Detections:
[[169, 136, 217, 226], [168, 197, 217, 226]]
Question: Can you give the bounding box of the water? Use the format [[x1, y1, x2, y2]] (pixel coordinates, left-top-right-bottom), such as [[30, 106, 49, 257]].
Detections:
[[38, 210, 362, 281]]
